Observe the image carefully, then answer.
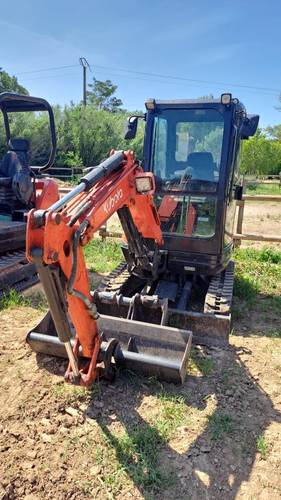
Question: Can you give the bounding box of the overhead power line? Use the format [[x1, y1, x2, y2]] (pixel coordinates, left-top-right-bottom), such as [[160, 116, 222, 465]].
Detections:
[[92, 68, 279, 97], [19, 68, 278, 97], [12, 62, 281, 97], [92, 64, 281, 95], [20, 73, 81, 83], [16, 64, 79, 75]]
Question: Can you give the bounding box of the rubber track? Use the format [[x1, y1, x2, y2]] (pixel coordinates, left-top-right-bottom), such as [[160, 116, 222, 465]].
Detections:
[[0, 250, 39, 296], [204, 260, 235, 315], [0, 250, 26, 271], [97, 261, 129, 293], [0, 274, 39, 298], [98, 259, 235, 318]]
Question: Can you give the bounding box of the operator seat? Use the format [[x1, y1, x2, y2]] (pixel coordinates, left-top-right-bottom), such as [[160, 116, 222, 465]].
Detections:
[[0, 139, 30, 178], [186, 152, 215, 181], [0, 138, 33, 205]]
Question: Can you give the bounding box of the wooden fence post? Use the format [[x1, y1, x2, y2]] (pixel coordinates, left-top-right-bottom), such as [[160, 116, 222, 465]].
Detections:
[[99, 225, 107, 242], [234, 200, 245, 247]]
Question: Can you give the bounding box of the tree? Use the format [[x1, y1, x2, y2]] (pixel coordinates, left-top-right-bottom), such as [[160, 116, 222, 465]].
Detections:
[[266, 124, 281, 141], [240, 133, 281, 176], [87, 78, 123, 112], [0, 68, 28, 95]]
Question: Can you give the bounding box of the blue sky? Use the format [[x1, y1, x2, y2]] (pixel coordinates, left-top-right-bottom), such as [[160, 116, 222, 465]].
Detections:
[[1, 0, 281, 127]]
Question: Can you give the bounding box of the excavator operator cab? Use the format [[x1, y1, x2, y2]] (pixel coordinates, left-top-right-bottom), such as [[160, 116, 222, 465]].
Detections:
[[125, 94, 259, 275], [0, 92, 56, 220]]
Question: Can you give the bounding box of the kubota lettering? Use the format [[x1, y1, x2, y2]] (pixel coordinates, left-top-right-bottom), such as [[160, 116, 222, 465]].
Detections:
[[103, 189, 123, 214]]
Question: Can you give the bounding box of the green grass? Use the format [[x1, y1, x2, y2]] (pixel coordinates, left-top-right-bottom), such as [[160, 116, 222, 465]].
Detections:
[[235, 246, 281, 265], [245, 182, 281, 195], [208, 412, 234, 440], [196, 357, 215, 376], [67, 175, 82, 186], [0, 289, 31, 310], [108, 426, 171, 491], [84, 239, 122, 273], [50, 382, 88, 403], [0, 289, 48, 311], [233, 274, 259, 305], [256, 435, 269, 459], [233, 247, 281, 310], [155, 392, 189, 439], [83, 444, 129, 496], [189, 348, 216, 376], [233, 248, 281, 336], [98, 422, 174, 494], [27, 291, 48, 311], [95, 390, 188, 494], [61, 383, 218, 495], [264, 328, 281, 338]]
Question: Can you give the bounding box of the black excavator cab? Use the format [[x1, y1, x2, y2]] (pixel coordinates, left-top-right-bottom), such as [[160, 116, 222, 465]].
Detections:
[[104, 94, 260, 346], [0, 92, 56, 294], [0, 92, 56, 219], [126, 94, 259, 276]]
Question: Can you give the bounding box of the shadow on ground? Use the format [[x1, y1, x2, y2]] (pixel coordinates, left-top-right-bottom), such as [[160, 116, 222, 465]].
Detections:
[[32, 270, 281, 498], [78, 342, 281, 499]]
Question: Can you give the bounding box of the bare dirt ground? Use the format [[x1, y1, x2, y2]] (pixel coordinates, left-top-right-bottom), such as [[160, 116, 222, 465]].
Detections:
[[0, 305, 280, 499], [240, 200, 281, 250], [0, 200, 280, 499]]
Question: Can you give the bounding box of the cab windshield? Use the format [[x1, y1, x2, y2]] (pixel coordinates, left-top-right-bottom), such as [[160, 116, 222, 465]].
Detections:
[[151, 108, 224, 238], [151, 108, 224, 192]]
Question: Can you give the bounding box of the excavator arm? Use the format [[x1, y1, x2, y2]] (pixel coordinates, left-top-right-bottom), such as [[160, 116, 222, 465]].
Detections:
[[26, 150, 164, 386]]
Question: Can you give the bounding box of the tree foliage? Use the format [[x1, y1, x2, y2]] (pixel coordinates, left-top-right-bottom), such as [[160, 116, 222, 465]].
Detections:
[[240, 132, 281, 176], [0, 74, 280, 176], [0, 68, 28, 95], [1, 104, 280, 175], [87, 78, 123, 112], [0, 103, 143, 168], [266, 124, 281, 141]]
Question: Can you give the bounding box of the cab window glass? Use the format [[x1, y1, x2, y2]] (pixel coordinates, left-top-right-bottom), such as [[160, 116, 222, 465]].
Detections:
[[156, 194, 216, 238], [151, 108, 224, 191], [152, 116, 167, 179]]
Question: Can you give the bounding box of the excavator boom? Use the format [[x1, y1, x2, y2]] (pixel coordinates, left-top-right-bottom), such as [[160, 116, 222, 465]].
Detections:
[[26, 151, 192, 385]]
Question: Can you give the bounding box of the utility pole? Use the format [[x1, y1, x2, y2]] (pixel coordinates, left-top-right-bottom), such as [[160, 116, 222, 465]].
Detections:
[[79, 57, 90, 106]]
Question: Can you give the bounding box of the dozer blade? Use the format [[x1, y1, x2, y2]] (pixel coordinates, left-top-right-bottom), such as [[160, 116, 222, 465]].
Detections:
[[27, 312, 192, 384]]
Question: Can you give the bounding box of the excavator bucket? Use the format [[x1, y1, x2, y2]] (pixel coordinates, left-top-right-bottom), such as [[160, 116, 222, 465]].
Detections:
[[27, 310, 192, 384]]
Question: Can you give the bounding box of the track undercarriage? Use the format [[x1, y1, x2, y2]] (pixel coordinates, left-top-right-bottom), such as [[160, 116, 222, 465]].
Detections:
[[95, 258, 235, 347], [0, 220, 38, 296], [27, 256, 234, 384]]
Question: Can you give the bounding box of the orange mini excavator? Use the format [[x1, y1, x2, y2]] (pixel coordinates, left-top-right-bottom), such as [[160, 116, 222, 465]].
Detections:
[[26, 93, 259, 387], [26, 150, 192, 386]]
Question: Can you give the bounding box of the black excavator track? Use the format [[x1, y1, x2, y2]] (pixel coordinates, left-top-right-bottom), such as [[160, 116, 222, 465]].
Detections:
[[95, 258, 235, 346], [0, 220, 39, 296], [98, 259, 235, 317], [0, 250, 38, 297], [204, 261, 235, 315], [98, 261, 129, 293]]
